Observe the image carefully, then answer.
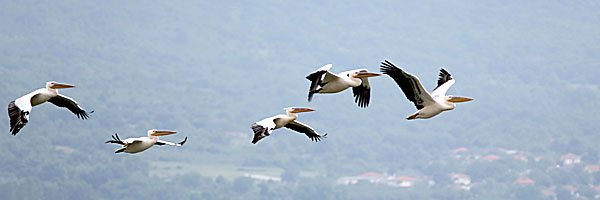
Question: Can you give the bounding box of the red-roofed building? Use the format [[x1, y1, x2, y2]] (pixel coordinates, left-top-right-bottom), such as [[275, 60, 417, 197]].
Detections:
[[356, 172, 386, 184], [513, 154, 528, 162], [542, 189, 556, 198], [448, 173, 471, 190], [452, 147, 468, 153], [387, 176, 418, 187], [534, 155, 544, 162], [562, 185, 579, 197], [514, 177, 534, 184], [482, 154, 501, 161], [585, 165, 600, 173], [498, 148, 518, 155], [336, 172, 386, 185], [560, 153, 581, 166], [357, 172, 384, 178]]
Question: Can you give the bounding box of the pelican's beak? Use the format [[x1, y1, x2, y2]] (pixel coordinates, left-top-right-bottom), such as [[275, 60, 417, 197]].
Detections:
[[291, 108, 316, 113], [151, 130, 177, 136], [50, 83, 76, 89], [448, 96, 473, 103], [354, 72, 381, 78]]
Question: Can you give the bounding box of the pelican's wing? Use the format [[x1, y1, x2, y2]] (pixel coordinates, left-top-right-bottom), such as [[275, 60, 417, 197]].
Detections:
[[352, 69, 372, 108], [380, 60, 435, 110], [121, 138, 144, 147], [8, 94, 36, 136], [105, 133, 125, 145], [284, 120, 326, 142], [8, 100, 27, 136], [156, 137, 188, 146], [306, 64, 341, 101], [47, 94, 91, 119], [251, 117, 277, 144], [430, 68, 455, 100]]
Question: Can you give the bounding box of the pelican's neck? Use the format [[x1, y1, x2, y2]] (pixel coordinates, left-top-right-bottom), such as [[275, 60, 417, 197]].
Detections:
[[344, 76, 362, 87], [147, 131, 157, 139], [45, 86, 58, 95], [442, 97, 456, 110], [285, 111, 298, 120], [147, 135, 159, 142]]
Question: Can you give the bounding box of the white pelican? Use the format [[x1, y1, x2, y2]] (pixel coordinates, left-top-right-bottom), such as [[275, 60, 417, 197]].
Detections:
[[8, 81, 92, 135], [306, 64, 381, 107], [251, 107, 326, 144], [105, 129, 188, 154], [380, 60, 473, 120]]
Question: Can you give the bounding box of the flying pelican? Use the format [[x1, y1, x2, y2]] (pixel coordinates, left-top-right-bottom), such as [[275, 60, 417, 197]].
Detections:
[[251, 107, 326, 144], [306, 64, 381, 107], [8, 81, 92, 135], [380, 60, 473, 120], [105, 129, 188, 154]]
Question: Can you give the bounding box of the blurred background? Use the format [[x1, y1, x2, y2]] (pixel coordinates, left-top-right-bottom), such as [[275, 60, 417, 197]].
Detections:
[[0, 1, 599, 199]]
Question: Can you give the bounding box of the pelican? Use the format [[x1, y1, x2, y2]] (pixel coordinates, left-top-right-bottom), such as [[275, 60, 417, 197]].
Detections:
[[105, 129, 188, 154], [8, 81, 92, 135], [251, 107, 326, 144], [380, 60, 473, 120], [306, 64, 381, 107]]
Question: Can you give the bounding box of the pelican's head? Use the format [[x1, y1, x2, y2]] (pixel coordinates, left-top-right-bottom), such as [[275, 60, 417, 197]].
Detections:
[[147, 129, 177, 137], [46, 81, 76, 89], [446, 95, 473, 103], [284, 107, 316, 114]]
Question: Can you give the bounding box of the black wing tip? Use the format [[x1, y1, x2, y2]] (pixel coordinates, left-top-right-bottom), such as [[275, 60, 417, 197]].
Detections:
[[352, 86, 371, 108], [115, 147, 126, 153], [9, 123, 25, 136], [250, 124, 268, 144], [106, 133, 125, 145], [179, 137, 188, 145], [439, 68, 452, 77], [380, 60, 400, 73], [310, 133, 328, 142], [251, 136, 265, 144], [77, 110, 93, 120], [306, 69, 327, 80]]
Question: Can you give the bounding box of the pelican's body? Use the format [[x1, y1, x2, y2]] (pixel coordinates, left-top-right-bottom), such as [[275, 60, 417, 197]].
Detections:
[[105, 129, 187, 154], [8, 81, 91, 135], [306, 64, 380, 107], [380, 60, 472, 119], [251, 107, 326, 144]]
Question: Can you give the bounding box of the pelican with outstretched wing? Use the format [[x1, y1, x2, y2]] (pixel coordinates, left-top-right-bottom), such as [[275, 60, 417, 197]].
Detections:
[[380, 60, 473, 119], [105, 129, 187, 154], [8, 81, 92, 135], [306, 64, 381, 107], [251, 107, 326, 144]]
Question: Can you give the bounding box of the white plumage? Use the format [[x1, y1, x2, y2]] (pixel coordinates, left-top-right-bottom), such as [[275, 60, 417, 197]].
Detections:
[[105, 129, 187, 154], [380, 60, 473, 119], [251, 107, 326, 144], [306, 64, 380, 107], [8, 81, 91, 135]]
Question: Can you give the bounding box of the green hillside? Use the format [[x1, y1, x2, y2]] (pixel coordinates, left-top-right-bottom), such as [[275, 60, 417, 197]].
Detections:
[[0, 1, 599, 199]]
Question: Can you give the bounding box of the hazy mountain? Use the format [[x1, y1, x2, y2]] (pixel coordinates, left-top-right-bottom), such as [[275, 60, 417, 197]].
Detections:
[[0, 1, 598, 199]]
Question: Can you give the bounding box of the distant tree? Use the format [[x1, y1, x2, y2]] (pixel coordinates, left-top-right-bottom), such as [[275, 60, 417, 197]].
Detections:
[[513, 185, 544, 200], [258, 182, 273, 198], [556, 188, 572, 200], [233, 176, 254, 193], [215, 175, 228, 185]]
